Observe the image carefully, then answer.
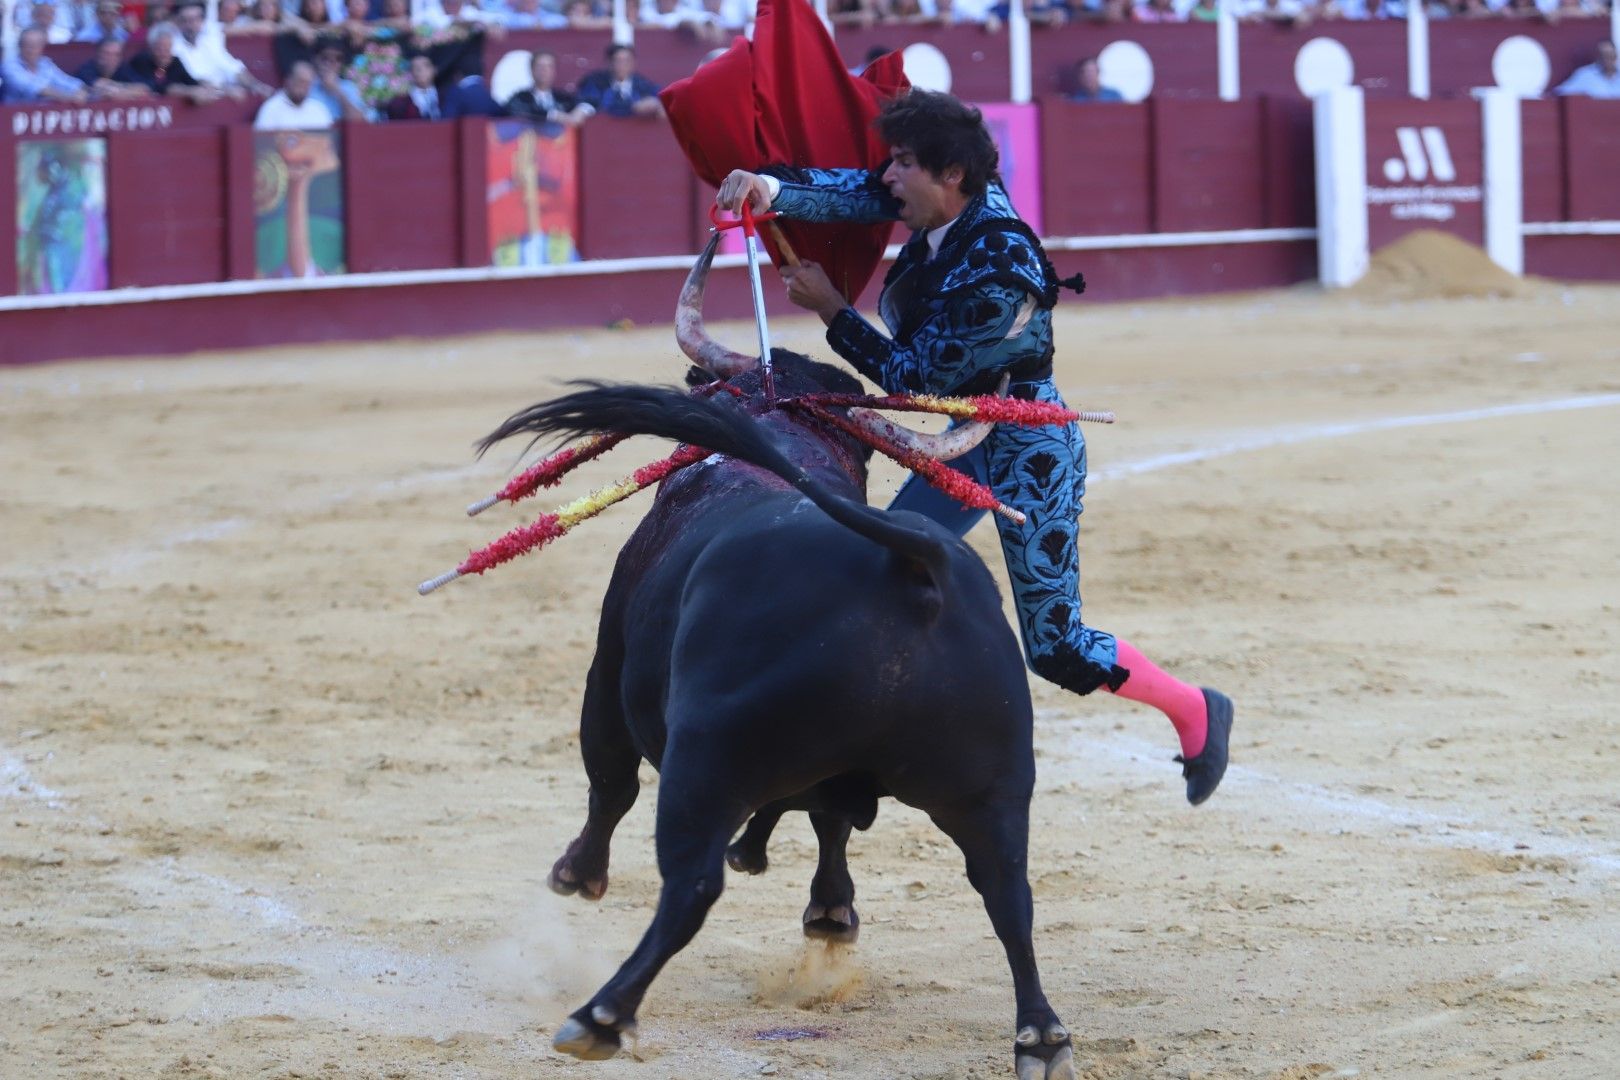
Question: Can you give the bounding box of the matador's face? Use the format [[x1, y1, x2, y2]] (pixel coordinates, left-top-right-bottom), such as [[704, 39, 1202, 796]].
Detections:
[[882, 145, 965, 233]]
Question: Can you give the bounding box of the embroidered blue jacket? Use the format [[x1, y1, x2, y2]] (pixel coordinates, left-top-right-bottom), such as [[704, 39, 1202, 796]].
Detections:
[[765, 167, 1058, 396]]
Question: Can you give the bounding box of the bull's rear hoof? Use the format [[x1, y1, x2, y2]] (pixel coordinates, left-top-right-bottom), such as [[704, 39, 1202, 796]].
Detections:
[[549, 860, 607, 901], [552, 1016, 622, 1061], [1015, 1023, 1075, 1080], [1015, 1044, 1076, 1080], [725, 840, 768, 875], [802, 903, 859, 944]]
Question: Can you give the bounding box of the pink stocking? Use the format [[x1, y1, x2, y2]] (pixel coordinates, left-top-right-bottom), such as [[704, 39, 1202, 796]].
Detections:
[[1108, 638, 1209, 758]]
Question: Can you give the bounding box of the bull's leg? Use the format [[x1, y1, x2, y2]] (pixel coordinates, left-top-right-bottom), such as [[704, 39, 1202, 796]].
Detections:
[[550, 661, 639, 902], [802, 812, 859, 944], [725, 800, 787, 875], [932, 801, 1075, 1080], [553, 743, 747, 1061]]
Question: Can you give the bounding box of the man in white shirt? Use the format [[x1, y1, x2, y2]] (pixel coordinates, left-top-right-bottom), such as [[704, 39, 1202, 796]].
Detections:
[[254, 61, 336, 128], [1556, 41, 1620, 100], [26, 0, 76, 43], [171, 1, 270, 97], [416, 0, 503, 29]]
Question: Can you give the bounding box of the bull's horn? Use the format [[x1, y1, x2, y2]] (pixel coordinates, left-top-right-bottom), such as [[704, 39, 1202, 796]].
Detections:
[[676, 234, 759, 379], [845, 374, 1011, 461]]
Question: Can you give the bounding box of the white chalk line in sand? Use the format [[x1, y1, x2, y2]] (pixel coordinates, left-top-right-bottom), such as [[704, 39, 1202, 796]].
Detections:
[[1039, 714, 1620, 878], [1091, 392, 1620, 481]]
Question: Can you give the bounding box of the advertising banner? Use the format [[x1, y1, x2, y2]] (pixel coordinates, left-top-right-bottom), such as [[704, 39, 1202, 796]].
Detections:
[[1363, 101, 1483, 252]]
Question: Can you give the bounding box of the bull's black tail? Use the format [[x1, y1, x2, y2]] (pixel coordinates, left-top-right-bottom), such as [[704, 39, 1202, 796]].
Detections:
[[480, 383, 952, 575]]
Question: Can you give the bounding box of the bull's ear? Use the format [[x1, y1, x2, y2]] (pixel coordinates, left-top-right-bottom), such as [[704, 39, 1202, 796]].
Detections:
[[684, 365, 716, 388]]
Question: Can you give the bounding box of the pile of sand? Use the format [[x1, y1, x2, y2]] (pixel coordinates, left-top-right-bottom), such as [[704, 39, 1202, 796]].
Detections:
[[1346, 229, 1537, 301]]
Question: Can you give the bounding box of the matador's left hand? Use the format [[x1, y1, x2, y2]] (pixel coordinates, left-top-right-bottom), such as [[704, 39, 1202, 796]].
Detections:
[[780, 261, 846, 326]]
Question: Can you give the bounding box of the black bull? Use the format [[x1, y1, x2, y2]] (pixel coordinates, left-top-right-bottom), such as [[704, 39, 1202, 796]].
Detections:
[[478, 354, 1078, 1079]]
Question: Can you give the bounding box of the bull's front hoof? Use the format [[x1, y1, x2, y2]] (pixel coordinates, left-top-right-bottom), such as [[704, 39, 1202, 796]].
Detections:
[[802, 902, 859, 945], [1014, 1023, 1075, 1080], [552, 1006, 632, 1061], [725, 838, 768, 875], [549, 856, 607, 901]]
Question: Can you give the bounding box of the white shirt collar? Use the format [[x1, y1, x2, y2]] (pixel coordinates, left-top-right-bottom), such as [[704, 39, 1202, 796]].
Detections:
[[925, 213, 961, 261]]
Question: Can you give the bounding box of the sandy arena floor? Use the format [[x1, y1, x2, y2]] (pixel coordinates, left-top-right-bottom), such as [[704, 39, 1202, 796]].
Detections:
[[3, 276, 1618, 1080]]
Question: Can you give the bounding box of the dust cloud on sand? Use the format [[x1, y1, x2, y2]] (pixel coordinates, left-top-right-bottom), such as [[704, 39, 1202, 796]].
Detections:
[[3, 271, 1618, 1078]]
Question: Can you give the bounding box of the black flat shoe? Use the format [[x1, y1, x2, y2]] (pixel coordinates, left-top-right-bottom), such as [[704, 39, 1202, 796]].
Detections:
[[1176, 688, 1233, 806]]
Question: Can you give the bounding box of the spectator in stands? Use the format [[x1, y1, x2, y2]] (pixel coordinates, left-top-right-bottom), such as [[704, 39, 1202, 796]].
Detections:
[[826, 0, 880, 26], [275, 0, 343, 76], [1556, 40, 1620, 97], [1234, 0, 1313, 22], [310, 40, 373, 118], [74, 36, 153, 97], [346, 0, 416, 110], [172, 1, 272, 97], [578, 43, 663, 118], [884, 0, 950, 24], [386, 52, 445, 118], [442, 64, 504, 116], [505, 49, 593, 124], [255, 59, 335, 126], [232, 0, 290, 35], [339, 0, 380, 43], [417, 0, 505, 31], [638, 0, 713, 31], [698, 0, 753, 31], [502, 0, 570, 29], [561, 0, 614, 27], [1325, 0, 1406, 17], [1068, 54, 1122, 101], [73, 0, 130, 42], [131, 24, 225, 101], [1185, 0, 1221, 19], [1546, 0, 1605, 17], [1022, 0, 1073, 25], [1088, 0, 1134, 22], [25, 1, 74, 44], [1132, 0, 1185, 20], [1, 27, 89, 102]]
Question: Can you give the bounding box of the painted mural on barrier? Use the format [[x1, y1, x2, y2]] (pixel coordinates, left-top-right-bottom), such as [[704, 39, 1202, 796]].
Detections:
[[976, 103, 1043, 237], [487, 121, 580, 267], [15, 138, 109, 296], [253, 130, 346, 279]]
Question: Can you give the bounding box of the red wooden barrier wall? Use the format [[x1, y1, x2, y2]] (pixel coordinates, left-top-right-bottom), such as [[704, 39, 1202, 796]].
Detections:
[[1039, 100, 1155, 236]]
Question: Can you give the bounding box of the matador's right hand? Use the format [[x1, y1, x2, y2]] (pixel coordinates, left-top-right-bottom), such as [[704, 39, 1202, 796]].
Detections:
[[716, 170, 774, 215]]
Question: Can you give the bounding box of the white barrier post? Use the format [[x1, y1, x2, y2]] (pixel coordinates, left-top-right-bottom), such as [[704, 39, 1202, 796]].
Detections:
[[813, 0, 831, 35], [1480, 88, 1524, 275], [1407, 0, 1429, 100], [1217, 0, 1239, 102], [1313, 85, 1368, 288], [1009, 0, 1032, 105]]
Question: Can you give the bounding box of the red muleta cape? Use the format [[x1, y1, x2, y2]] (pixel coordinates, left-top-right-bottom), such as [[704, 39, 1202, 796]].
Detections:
[[659, 0, 909, 304]]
